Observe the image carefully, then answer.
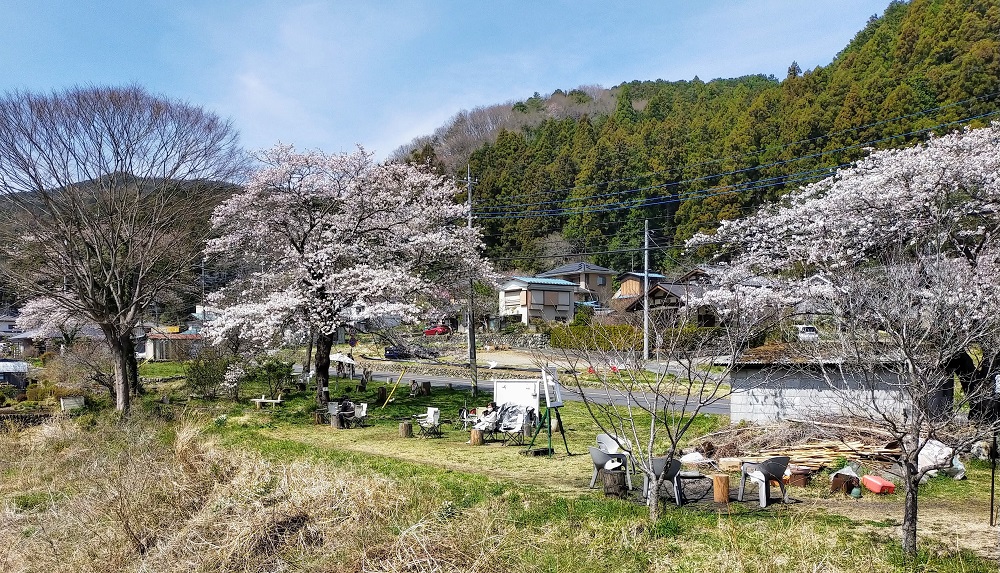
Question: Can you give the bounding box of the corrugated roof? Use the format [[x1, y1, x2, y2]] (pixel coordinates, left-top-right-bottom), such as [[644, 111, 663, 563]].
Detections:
[[536, 262, 615, 278], [508, 276, 577, 286], [0, 361, 29, 373], [148, 332, 202, 340], [617, 271, 666, 280]]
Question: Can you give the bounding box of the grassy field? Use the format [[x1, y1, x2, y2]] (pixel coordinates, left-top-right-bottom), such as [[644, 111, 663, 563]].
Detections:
[[0, 376, 995, 572]]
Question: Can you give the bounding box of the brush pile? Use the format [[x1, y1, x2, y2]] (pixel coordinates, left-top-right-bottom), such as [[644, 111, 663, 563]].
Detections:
[[696, 417, 901, 470]]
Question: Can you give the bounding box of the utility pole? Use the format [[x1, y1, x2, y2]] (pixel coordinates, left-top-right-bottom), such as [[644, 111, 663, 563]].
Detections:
[[643, 219, 650, 361], [460, 165, 479, 397]]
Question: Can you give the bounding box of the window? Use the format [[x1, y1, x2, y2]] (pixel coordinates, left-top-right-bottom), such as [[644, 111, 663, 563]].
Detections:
[[597, 276, 607, 286]]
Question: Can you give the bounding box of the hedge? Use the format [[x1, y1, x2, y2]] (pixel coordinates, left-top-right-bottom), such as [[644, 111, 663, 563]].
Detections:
[[550, 324, 643, 351], [550, 324, 723, 351]]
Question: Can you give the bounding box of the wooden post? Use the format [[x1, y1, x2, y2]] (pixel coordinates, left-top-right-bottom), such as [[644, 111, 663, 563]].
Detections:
[[421, 380, 432, 396], [469, 429, 485, 445], [602, 469, 628, 498], [330, 414, 342, 430], [712, 474, 730, 503], [376, 386, 387, 404], [399, 421, 413, 438]]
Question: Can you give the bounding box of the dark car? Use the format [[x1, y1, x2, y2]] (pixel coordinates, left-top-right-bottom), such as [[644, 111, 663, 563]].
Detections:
[[423, 324, 451, 336], [384, 346, 412, 360]]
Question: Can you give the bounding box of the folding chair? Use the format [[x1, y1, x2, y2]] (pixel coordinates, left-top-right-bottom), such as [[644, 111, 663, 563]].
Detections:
[[457, 407, 478, 430], [738, 456, 790, 507], [416, 407, 442, 438], [472, 408, 499, 441], [347, 403, 368, 428], [499, 406, 526, 446]]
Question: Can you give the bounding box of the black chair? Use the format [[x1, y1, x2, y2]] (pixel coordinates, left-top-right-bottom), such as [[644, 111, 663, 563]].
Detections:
[[738, 456, 790, 507]]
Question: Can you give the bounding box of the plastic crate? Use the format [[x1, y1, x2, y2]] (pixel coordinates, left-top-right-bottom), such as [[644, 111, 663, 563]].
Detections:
[[862, 474, 896, 494]]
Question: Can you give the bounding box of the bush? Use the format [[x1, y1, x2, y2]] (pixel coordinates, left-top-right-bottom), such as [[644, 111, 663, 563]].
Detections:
[[528, 318, 552, 335], [185, 351, 231, 398], [550, 324, 724, 351], [570, 305, 594, 327], [39, 351, 57, 366], [550, 324, 642, 351]]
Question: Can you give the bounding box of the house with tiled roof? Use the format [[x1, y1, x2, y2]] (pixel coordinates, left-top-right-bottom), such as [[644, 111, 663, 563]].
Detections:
[[498, 277, 577, 324], [535, 262, 616, 304]]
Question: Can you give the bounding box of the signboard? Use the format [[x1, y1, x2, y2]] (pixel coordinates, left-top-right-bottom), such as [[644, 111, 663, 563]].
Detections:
[[493, 379, 539, 413], [542, 365, 564, 408]]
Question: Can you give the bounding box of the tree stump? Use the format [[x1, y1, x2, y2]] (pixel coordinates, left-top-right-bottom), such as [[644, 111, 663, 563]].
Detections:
[[376, 386, 387, 404], [421, 380, 432, 396], [399, 421, 413, 438], [330, 414, 343, 430], [712, 474, 730, 503], [469, 429, 485, 445], [602, 469, 628, 498]]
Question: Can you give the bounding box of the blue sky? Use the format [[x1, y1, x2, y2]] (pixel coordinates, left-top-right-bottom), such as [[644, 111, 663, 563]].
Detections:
[[1, 1, 891, 159]]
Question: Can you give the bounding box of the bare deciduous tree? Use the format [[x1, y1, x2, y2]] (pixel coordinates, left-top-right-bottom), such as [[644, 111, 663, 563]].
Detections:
[[556, 283, 782, 520], [0, 85, 245, 412]]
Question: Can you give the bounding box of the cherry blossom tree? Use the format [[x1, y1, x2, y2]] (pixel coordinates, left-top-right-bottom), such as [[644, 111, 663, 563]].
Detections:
[[0, 86, 245, 412], [206, 145, 491, 405], [692, 124, 1000, 555], [15, 297, 88, 349]]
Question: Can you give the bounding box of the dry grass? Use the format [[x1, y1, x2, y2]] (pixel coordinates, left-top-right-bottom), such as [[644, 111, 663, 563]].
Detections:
[[0, 413, 995, 573]]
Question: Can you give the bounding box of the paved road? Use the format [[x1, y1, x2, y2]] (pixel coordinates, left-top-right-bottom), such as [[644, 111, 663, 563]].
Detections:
[[365, 369, 730, 416]]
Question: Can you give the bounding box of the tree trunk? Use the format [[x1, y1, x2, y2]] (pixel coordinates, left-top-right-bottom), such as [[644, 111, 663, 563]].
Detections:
[[315, 331, 332, 406], [646, 471, 661, 521], [902, 465, 920, 556], [99, 325, 137, 413], [122, 335, 140, 396], [304, 326, 314, 378], [110, 336, 131, 413]]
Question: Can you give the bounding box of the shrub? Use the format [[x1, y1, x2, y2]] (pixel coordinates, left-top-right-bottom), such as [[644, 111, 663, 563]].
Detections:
[[528, 318, 552, 335], [570, 305, 594, 326], [550, 324, 642, 351], [38, 351, 57, 366], [185, 351, 231, 398]]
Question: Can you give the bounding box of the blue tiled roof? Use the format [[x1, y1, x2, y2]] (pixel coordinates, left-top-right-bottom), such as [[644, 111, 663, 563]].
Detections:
[[510, 276, 577, 286]]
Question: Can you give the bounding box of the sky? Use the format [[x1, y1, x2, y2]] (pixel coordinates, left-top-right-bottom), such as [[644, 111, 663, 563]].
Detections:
[[1, 1, 892, 159]]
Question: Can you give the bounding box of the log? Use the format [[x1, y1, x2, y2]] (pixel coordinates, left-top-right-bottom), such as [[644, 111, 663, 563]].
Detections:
[[399, 421, 413, 438], [421, 380, 432, 396], [469, 429, 485, 446], [601, 469, 628, 498], [376, 386, 387, 404], [712, 474, 730, 503], [331, 414, 343, 429]]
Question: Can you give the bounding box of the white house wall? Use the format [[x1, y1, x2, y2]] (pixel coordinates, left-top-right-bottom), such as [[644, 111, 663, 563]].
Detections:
[[730, 366, 905, 424]]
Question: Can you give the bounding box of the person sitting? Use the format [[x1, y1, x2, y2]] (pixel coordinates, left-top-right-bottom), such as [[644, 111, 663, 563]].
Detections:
[[338, 397, 355, 427], [473, 402, 499, 431]]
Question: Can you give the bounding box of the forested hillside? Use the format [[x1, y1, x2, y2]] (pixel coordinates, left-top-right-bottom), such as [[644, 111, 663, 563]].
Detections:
[[399, 0, 1000, 274]]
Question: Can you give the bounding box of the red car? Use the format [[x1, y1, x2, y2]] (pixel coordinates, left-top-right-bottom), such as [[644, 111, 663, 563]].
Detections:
[[423, 324, 451, 336]]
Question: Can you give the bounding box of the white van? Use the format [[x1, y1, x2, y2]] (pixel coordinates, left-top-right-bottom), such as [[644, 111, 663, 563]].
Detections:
[[795, 324, 819, 342]]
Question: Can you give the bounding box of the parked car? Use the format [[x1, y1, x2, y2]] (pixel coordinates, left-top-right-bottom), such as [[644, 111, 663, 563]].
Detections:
[[423, 324, 451, 336], [384, 345, 412, 360], [795, 324, 819, 342]]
